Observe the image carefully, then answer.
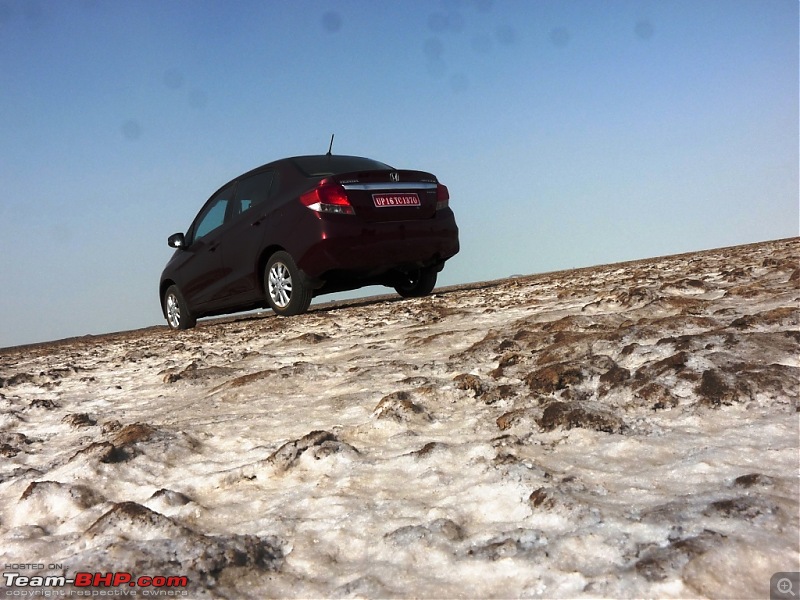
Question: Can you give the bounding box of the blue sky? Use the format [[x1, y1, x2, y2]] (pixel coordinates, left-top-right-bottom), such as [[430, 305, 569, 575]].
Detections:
[[0, 0, 797, 348]]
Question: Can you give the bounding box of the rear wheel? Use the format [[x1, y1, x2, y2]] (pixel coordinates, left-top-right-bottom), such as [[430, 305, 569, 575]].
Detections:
[[164, 285, 196, 330], [265, 251, 313, 316], [394, 267, 437, 298]]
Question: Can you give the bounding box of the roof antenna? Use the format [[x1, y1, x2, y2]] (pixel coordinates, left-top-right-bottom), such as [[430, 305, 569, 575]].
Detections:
[[326, 133, 335, 156]]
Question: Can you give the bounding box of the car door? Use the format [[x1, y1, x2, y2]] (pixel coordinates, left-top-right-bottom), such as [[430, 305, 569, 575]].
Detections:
[[217, 169, 277, 303], [180, 183, 235, 308]]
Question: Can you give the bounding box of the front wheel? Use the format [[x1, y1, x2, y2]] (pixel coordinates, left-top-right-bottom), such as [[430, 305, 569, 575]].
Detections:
[[164, 285, 196, 330], [265, 251, 313, 316], [394, 267, 438, 298]]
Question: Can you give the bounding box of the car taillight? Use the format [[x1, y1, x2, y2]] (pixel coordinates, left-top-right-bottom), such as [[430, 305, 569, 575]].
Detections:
[[436, 183, 450, 210], [299, 181, 354, 215]]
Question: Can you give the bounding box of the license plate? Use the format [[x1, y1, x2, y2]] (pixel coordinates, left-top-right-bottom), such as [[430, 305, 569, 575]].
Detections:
[[372, 193, 420, 207]]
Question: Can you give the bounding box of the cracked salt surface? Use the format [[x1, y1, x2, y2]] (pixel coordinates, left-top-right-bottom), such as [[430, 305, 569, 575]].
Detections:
[[1, 238, 798, 598]]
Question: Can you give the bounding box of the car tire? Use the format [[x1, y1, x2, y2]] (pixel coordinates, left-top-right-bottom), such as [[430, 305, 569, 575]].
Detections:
[[394, 267, 438, 298], [164, 285, 197, 330], [265, 251, 313, 316]]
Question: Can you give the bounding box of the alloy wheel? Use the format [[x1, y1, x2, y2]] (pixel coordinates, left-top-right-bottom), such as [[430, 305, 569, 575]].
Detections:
[[166, 292, 181, 329], [268, 262, 293, 308]]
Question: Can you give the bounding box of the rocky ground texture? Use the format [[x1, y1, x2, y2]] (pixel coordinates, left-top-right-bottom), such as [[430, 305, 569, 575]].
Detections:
[[1, 238, 798, 598]]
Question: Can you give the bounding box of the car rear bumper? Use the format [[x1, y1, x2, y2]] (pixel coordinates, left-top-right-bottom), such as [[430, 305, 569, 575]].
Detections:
[[296, 212, 459, 282]]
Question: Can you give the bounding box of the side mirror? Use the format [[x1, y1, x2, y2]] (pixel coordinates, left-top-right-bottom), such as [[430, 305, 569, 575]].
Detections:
[[168, 233, 186, 248]]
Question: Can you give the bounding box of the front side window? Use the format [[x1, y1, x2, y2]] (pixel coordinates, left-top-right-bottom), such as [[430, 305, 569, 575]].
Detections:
[[193, 184, 234, 241]]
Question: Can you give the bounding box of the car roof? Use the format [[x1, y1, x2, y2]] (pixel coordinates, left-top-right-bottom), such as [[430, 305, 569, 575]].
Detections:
[[237, 155, 391, 179], [289, 155, 393, 177]]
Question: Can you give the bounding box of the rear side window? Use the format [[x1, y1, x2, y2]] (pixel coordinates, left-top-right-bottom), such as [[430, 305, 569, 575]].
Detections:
[[234, 170, 275, 215], [293, 156, 391, 177]]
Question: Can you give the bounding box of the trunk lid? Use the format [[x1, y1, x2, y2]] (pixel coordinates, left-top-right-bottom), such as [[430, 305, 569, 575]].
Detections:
[[333, 169, 439, 222]]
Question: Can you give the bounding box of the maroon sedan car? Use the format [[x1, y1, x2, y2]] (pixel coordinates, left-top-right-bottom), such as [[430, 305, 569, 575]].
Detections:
[[159, 154, 459, 329]]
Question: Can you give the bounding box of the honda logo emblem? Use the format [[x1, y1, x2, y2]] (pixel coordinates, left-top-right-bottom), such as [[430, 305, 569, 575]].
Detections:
[[390, 172, 400, 182]]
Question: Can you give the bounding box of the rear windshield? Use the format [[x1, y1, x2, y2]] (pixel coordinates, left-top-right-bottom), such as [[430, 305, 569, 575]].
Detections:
[[292, 155, 392, 177]]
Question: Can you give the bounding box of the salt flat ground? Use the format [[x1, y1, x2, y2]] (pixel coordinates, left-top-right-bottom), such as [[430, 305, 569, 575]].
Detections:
[[1, 238, 798, 599]]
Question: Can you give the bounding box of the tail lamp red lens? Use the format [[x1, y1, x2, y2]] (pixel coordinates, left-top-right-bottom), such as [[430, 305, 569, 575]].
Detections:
[[300, 181, 354, 215], [436, 183, 450, 210]]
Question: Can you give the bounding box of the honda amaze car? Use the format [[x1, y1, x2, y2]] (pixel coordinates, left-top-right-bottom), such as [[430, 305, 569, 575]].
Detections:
[[159, 154, 459, 330]]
